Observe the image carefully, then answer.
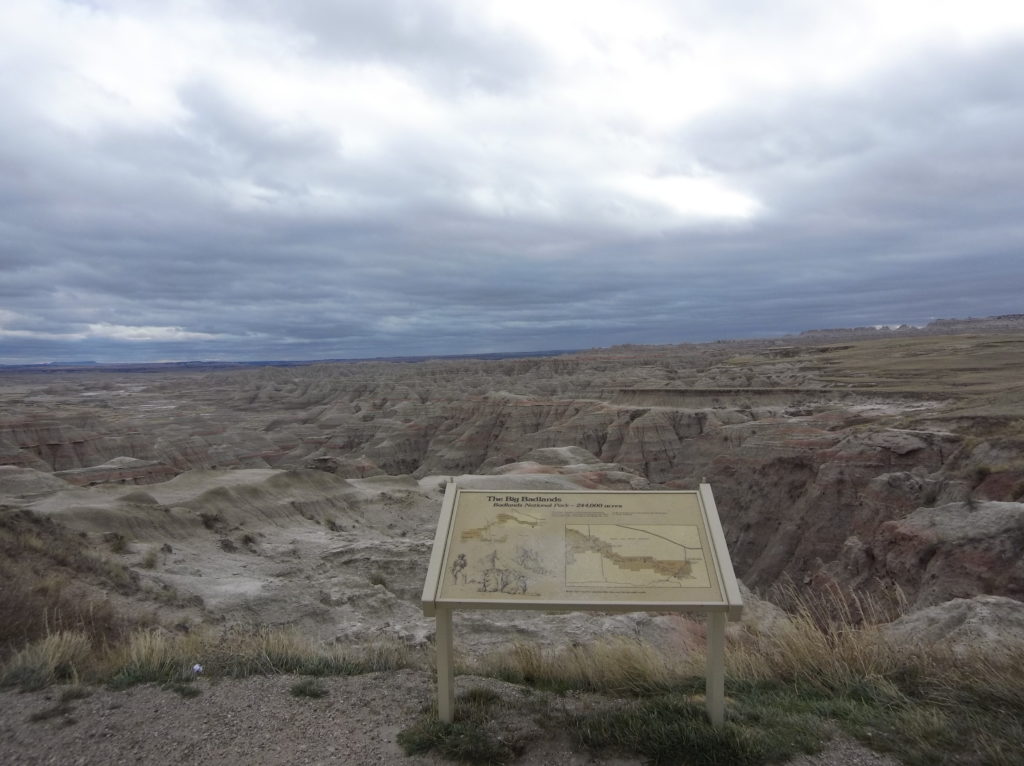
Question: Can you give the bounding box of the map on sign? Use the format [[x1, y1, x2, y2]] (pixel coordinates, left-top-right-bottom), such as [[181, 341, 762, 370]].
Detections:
[[434, 490, 725, 607], [564, 524, 710, 589]]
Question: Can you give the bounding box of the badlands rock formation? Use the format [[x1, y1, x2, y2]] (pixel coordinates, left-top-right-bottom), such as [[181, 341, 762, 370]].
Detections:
[[2, 320, 1023, 648]]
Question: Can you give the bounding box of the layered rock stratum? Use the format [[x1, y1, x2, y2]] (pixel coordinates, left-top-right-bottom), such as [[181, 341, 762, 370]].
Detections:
[[2, 317, 1023, 650]]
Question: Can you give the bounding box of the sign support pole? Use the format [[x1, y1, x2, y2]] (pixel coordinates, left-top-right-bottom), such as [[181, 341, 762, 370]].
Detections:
[[705, 611, 726, 725], [435, 606, 455, 724]]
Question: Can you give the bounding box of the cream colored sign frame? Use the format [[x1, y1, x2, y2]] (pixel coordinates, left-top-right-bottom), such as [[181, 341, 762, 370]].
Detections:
[[421, 484, 742, 725]]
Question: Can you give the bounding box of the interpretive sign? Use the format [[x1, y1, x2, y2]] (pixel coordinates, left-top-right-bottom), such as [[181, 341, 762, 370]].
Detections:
[[422, 484, 742, 725], [425, 489, 737, 613]]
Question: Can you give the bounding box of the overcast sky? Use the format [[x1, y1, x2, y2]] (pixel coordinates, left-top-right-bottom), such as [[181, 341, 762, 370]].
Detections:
[[1, 1, 1023, 363]]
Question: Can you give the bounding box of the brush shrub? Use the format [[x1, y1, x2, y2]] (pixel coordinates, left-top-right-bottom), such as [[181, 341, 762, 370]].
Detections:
[[104, 532, 128, 554], [198, 512, 223, 531], [140, 548, 159, 569], [398, 717, 520, 765], [398, 687, 523, 765], [567, 692, 826, 766]]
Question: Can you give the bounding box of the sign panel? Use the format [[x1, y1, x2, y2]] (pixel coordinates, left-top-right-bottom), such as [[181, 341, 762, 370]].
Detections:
[[422, 486, 741, 617], [420, 484, 742, 726]]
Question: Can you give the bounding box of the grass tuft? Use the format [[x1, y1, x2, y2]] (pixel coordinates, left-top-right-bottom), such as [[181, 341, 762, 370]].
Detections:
[[398, 717, 519, 765], [0, 631, 91, 691], [398, 685, 526, 764], [568, 693, 826, 766]]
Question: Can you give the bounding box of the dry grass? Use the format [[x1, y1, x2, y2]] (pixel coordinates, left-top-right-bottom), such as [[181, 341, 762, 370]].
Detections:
[[1, 625, 421, 692], [766, 578, 908, 627], [432, 586, 1024, 765], [104, 626, 420, 688], [0, 509, 420, 693], [730, 580, 916, 697], [0, 631, 93, 690], [0, 511, 141, 659], [468, 637, 698, 695]]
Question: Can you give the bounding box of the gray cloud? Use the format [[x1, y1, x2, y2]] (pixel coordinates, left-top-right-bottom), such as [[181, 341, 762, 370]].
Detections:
[[1, 3, 1022, 363], [216, 0, 548, 94]]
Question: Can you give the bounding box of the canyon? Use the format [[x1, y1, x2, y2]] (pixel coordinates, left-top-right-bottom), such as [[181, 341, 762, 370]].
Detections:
[[2, 316, 1024, 651]]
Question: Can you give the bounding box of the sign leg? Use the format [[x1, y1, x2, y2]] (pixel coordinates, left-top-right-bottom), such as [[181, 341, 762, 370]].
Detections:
[[436, 606, 455, 723], [705, 611, 726, 726]]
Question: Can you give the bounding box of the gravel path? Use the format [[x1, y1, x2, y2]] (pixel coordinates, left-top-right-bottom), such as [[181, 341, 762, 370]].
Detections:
[[0, 671, 629, 766], [0, 671, 897, 765]]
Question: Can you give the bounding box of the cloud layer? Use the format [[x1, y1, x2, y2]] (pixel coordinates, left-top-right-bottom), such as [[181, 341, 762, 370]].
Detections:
[[2, 1, 1023, 362]]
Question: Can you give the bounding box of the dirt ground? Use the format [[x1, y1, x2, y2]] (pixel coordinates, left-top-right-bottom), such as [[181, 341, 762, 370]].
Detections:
[[0, 670, 898, 766]]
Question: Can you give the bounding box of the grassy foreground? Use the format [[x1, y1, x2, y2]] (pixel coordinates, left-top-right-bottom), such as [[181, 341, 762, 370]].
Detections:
[[2, 613, 1022, 765], [399, 603, 1024, 766], [3, 591, 1023, 765], [2, 507, 1021, 765]]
